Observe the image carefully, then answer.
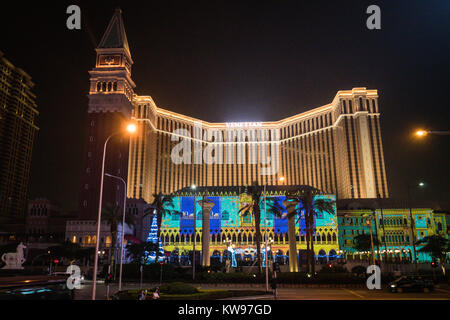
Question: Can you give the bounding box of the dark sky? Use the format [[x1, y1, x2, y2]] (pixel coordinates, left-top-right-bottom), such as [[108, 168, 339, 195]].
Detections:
[[1, 0, 449, 211]]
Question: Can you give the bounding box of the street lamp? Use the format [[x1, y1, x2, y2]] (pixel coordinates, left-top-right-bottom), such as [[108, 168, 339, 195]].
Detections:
[[91, 122, 137, 300], [105, 173, 127, 292], [263, 176, 284, 292], [415, 129, 450, 137], [190, 184, 196, 280]]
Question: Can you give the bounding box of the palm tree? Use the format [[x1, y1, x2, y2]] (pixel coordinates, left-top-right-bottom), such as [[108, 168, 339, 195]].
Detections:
[[102, 203, 135, 273], [285, 187, 335, 273], [239, 184, 264, 273], [149, 193, 182, 262], [416, 235, 449, 276]]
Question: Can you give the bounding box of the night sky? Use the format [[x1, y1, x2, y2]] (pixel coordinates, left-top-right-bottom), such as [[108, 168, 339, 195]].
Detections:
[[1, 1, 449, 211]]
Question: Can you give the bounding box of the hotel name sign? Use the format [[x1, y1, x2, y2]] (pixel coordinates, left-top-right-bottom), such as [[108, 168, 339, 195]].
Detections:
[[225, 122, 262, 128]]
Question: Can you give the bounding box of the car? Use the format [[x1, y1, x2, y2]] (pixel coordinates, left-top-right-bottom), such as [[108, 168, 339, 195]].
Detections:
[[388, 275, 434, 293], [52, 272, 85, 285]]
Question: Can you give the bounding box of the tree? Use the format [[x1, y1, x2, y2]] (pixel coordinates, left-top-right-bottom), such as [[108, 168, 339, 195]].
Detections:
[[285, 187, 335, 273], [239, 183, 264, 273], [353, 233, 380, 261], [47, 241, 94, 265], [149, 193, 182, 262], [102, 203, 135, 272], [126, 242, 159, 266], [416, 235, 449, 276]]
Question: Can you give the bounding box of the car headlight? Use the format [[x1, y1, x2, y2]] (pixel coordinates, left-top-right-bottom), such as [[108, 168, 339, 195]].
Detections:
[[390, 284, 396, 288]]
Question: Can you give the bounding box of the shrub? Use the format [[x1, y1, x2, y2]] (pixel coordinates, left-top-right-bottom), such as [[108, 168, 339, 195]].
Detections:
[[351, 265, 367, 275], [157, 282, 199, 294], [318, 264, 348, 274]]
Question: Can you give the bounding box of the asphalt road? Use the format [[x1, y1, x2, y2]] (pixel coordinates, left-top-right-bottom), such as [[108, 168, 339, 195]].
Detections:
[[74, 281, 450, 300]]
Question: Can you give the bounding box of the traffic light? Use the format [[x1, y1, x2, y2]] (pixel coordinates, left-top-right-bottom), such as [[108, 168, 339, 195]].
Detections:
[[431, 259, 438, 268], [53, 259, 59, 264]]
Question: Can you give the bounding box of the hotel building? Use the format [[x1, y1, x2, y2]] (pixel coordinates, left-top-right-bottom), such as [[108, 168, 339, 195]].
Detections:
[[77, 9, 390, 222], [0, 50, 39, 234]]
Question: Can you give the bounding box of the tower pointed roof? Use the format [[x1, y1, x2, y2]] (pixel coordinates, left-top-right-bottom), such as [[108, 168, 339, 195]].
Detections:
[[97, 8, 131, 57]]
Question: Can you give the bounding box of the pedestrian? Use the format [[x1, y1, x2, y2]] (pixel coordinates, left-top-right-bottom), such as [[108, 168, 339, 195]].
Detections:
[[138, 289, 146, 300], [152, 287, 160, 300]]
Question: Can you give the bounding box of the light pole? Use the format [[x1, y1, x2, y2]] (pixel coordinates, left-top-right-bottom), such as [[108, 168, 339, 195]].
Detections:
[[406, 181, 425, 273], [91, 123, 136, 300], [264, 184, 268, 292], [105, 173, 127, 292], [191, 184, 196, 280], [365, 216, 376, 266], [415, 129, 450, 137]]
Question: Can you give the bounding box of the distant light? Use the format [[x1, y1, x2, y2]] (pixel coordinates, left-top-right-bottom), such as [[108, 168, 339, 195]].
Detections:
[[415, 130, 427, 137], [279, 176, 285, 182], [418, 182, 425, 187], [126, 123, 137, 133], [191, 184, 196, 190]]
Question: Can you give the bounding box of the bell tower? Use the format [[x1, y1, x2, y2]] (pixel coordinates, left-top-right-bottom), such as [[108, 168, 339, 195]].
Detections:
[[88, 7, 135, 114], [78, 9, 135, 220]]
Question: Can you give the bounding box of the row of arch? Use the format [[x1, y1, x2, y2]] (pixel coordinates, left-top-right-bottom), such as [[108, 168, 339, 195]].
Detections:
[[96, 81, 117, 92], [160, 230, 338, 246]]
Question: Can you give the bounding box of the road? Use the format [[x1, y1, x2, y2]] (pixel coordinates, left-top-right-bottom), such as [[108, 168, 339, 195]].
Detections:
[[74, 281, 450, 300]]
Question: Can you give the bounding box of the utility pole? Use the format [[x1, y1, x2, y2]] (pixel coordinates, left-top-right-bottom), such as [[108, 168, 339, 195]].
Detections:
[[406, 183, 418, 272]]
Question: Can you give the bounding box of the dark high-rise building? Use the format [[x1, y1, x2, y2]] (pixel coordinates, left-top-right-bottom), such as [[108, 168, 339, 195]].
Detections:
[[0, 50, 39, 233]]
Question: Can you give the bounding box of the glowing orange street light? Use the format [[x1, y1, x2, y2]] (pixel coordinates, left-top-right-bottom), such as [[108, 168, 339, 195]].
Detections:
[[126, 123, 137, 133], [415, 130, 427, 137], [279, 176, 285, 183], [92, 122, 137, 300]]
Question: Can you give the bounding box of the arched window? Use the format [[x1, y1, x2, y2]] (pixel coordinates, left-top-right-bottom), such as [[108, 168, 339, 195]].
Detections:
[[96, 82, 101, 91], [196, 234, 200, 242], [113, 82, 117, 91], [102, 82, 106, 92], [105, 236, 112, 247], [107, 82, 112, 91], [170, 234, 174, 243], [175, 234, 179, 243], [327, 233, 332, 242], [332, 233, 337, 243], [321, 233, 326, 242]]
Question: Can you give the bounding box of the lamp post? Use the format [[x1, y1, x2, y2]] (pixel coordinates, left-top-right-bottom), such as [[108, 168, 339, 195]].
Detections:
[[365, 216, 376, 266], [91, 123, 136, 300], [264, 184, 268, 292], [415, 129, 450, 137], [190, 184, 196, 280], [105, 173, 127, 292], [406, 181, 425, 273]]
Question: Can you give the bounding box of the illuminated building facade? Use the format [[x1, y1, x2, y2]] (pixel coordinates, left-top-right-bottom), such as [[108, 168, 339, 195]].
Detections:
[[77, 10, 390, 221], [158, 187, 339, 264], [338, 207, 449, 262], [129, 84, 389, 204], [78, 8, 390, 267], [0, 50, 39, 233]]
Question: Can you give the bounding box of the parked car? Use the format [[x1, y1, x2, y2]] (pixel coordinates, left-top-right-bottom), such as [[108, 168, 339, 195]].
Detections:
[[388, 275, 434, 293]]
